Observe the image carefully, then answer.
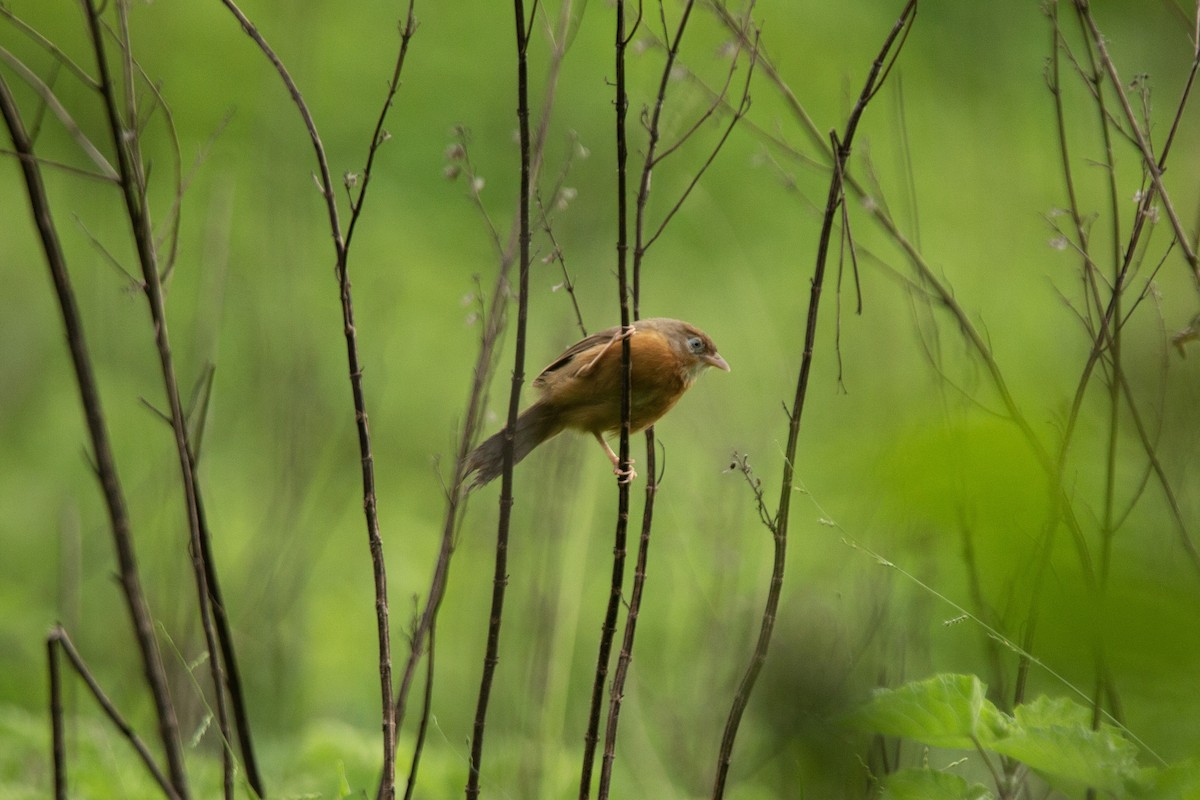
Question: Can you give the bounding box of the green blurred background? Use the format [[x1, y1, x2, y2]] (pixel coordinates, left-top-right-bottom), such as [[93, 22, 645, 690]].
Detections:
[[2, 0, 1199, 797]]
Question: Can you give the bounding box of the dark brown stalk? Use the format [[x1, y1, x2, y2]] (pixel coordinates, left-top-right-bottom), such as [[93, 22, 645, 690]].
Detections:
[[81, 2, 234, 794], [217, 1, 403, 794], [48, 626, 181, 800], [578, 2, 635, 798], [715, 1, 1106, 594], [630, 0, 698, 305], [47, 628, 66, 800], [392, 5, 572, 796], [402, 624, 436, 800], [464, 0, 532, 796], [194, 485, 263, 794], [392, 264, 501, 800], [0, 70, 189, 799], [598, 0, 750, 793], [711, 4, 918, 797], [594, 8, 757, 792]]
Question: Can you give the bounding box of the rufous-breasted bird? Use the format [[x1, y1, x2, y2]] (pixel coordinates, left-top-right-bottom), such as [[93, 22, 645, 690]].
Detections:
[[464, 317, 729, 489]]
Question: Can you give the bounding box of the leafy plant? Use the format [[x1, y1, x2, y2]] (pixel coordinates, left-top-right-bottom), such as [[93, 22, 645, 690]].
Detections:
[[849, 673, 1200, 799]]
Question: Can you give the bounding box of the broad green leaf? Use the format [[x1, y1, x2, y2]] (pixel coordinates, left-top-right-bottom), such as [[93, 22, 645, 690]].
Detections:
[[990, 696, 1141, 793], [845, 674, 1008, 750], [880, 768, 994, 800]]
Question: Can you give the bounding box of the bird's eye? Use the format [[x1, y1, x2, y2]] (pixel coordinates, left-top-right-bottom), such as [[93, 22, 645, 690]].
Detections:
[[686, 335, 704, 353]]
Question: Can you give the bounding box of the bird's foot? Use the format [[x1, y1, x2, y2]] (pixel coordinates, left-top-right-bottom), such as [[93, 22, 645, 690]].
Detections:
[[614, 461, 638, 484]]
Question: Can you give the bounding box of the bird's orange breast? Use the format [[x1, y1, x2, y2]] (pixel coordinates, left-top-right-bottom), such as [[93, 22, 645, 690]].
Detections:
[[534, 327, 691, 436]]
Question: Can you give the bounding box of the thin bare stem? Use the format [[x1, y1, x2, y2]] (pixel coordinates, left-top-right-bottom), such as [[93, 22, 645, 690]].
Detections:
[[579, 2, 637, 797], [49, 627, 181, 800], [402, 623, 436, 800], [537, 192, 589, 336], [596, 425, 655, 800], [391, 5, 571, 795], [217, 1, 400, 794], [597, 3, 757, 793], [1, 68, 190, 799], [0, 7, 98, 88], [634, 6, 758, 264], [0, 45, 117, 178], [345, 2, 418, 255], [641, 50, 755, 255], [0, 147, 115, 181], [711, 4, 918, 797], [83, 2, 235, 794], [464, 0, 533, 795], [595, 0, 701, 787], [47, 628, 66, 800], [1075, 0, 1200, 285]]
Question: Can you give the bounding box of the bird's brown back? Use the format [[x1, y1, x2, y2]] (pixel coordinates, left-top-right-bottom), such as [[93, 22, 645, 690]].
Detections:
[[532, 323, 691, 436]]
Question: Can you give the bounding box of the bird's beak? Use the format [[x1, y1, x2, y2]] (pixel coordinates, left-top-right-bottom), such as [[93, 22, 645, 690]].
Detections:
[[705, 353, 731, 372]]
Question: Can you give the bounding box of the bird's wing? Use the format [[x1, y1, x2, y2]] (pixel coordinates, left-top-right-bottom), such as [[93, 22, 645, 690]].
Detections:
[[532, 325, 623, 387]]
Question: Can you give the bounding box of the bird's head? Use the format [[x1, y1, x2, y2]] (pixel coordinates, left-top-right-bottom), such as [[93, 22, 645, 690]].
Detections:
[[645, 318, 730, 379]]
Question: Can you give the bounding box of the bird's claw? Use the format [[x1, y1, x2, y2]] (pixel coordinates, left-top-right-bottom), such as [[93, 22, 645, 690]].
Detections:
[[614, 463, 638, 484]]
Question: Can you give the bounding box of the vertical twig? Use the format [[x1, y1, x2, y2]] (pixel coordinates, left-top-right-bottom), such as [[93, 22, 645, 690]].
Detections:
[[579, 1, 636, 797], [597, 2, 759, 795], [81, 2, 234, 795], [464, 0, 533, 796], [47, 629, 66, 800], [217, 1, 410, 794], [711, 4, 918, 797], [1071, 0, 1126, 741], [392, 5, 571, 795], [401, 624, 436, 800], [47, 627, 182, 800], [0, 70, 190, 800], [596, 1, 700, 790], [345, 1, 419, 254], [1074, 0, 1200, 286]]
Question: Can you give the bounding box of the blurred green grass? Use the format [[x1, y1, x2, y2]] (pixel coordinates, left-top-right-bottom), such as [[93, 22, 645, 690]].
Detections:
[[2, 0, 1199, 796]]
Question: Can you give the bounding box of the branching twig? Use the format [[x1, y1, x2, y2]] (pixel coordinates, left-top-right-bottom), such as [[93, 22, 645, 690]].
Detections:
[[0, 68, 190, 800], [465, 0, 533, 795], [537, 190, 588, 336], [83, 2, 235, 794], [596, 5, 757, 794], [218, 1, 419, 795], [47, 627, 182, 800], [637, 14, 759, 262], [711, 4, 918, 797], [0, 44, 117, 178], [345, 2, 418, 255], [1074, 0, 1200, 286]]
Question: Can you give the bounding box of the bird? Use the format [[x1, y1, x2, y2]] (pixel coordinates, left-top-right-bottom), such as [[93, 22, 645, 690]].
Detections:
[[464, 317, 730, 489]]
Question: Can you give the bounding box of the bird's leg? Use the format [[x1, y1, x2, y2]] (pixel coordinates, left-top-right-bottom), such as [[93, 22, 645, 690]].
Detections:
[[593, 432, 637, 484], [579, 325, 636, 375]]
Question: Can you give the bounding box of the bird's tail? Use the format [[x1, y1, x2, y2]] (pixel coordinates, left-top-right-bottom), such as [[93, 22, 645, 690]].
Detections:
[[464, 401, 561, 490]]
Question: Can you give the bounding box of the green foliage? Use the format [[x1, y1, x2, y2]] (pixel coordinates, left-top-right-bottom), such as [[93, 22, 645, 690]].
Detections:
[[998, 696, 1142, 793], [880, 768, 993, 800], [850, 673, 1200, 799], [845, 673, 1009, 751]]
